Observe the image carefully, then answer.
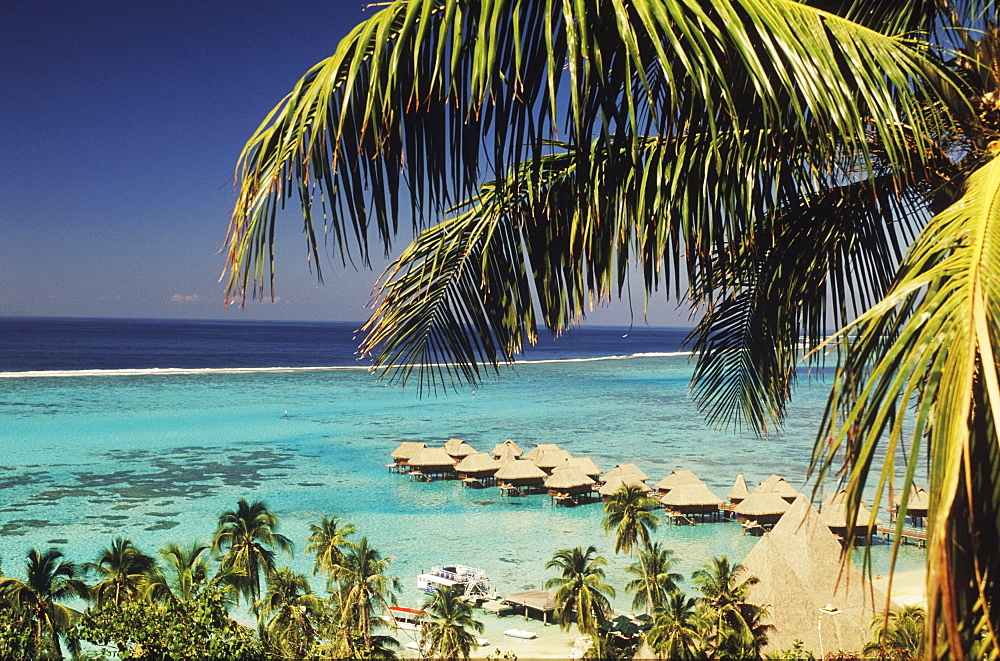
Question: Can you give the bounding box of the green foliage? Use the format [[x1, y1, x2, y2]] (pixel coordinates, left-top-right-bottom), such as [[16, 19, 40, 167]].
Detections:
[[73, 582, 263, 659], [305, 514, 355, 580], [85, 537, 156, 607], [327, 537, 400, 657], [625, 541, 682, 613], [254, 566, 323, 659], [212, 498, 293, 605], [693, 556, 771, 658], [862, 605, 925, 660], [544, 546, 615, 635], [765, 639, 814, 660], [420, 586, 484, 660], [0, 606, 35, 659]]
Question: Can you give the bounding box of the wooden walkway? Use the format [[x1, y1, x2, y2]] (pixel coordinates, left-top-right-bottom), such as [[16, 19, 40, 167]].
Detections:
[[877, 525, 927, 547]]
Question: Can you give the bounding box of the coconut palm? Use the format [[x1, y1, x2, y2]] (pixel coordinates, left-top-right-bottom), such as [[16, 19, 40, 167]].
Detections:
[[141, 541, 216, 604], [212, 498, 293, 605], [545, 545, 615, 635], [253, 566, 323, 659], [863, 605, 926, 660], [625, 541, 682, 613], [420, 586, 484, 660], [224, 3, 1000, 654], [602, 482, 660, 610], [693, 555, 769, 658], [646, 591, 709, 660], [0, 548, 89, 659], [330, 537, 400, 656], [306, 515, 356, 580], [85, 537, 156, 607]]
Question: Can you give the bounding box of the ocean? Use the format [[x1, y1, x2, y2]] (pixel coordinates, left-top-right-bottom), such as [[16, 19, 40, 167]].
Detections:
[[0, 317, 925, 624]]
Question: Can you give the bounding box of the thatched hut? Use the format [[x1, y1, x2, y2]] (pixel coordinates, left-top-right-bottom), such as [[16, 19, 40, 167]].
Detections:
[[494, 459, 547, 492], [442, 437, 477, 459], [598, 475, 653, 498], [604, 463, 649, 484], [819, 491, 882, 540], [892, 483, 930, 525], [454, 452, 500, 487], [389, 441, 427, 471], [754, 474, 800, 502], [407, 447, 457, 480], [532, 449, 573, 474], [560, 456, 603, 479], [727, 473, 750, 504], [742, 497, 892, 655], [659, 483, 724, 519], [654, 468, 703, 494], [734, 491, 790, 528], [544, 467, 596, 503], [492, 439, 522, 459], [522, 443, 561, 461]]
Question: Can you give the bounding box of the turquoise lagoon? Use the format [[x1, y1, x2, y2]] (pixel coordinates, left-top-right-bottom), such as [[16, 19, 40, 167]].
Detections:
[[0, 354, 926, 612]]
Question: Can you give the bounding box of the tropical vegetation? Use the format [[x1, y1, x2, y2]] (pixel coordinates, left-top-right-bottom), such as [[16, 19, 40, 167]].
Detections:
[[222, 1, 1000, 655], [212, 497, 294, 605], [420, 585, 484, 660], [545, 545, 615, 635]]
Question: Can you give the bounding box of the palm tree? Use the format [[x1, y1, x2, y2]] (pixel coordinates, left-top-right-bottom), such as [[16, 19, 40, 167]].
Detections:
[[253, 566, 323, 659], [224, 3, 1000, 653], [0, 548, 89, 659], [305, 515, 355, 580], [330, 537, 400, 656], [863, 605, 926, 660], [142, 541, 214, 604], [544, 546, 615, 635], [212, 497, 293, 605], [625, 541, 682, 613], [420, 586, 484, 660], [602, 483, 660, 610], [646, 591, 709, 661], [693, 555, 770, 658], [85, 537, 156, 607]]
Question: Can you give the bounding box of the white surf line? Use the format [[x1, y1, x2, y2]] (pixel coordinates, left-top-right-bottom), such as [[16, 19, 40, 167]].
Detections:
[[0, 351, 692, 379]]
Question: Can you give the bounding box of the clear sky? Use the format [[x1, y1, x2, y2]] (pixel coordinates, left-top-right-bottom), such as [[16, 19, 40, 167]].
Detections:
[[2, 0, 692, 327]]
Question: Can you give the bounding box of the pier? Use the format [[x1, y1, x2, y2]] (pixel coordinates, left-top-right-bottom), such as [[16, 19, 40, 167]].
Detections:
[[877, 524, 927, 547]]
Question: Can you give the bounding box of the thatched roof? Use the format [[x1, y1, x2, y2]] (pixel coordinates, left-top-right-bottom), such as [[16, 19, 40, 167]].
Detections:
[[754, 474, 800, 498], [734, 491, 790, 516], [654, 468, 703, 491], [494, 459, 547, 481], [893, 484, 930, 513], [408, 447, 457, 468], [496, 445, 520, 464], [544, 467, 596, 490], [604, 463, 649, 483], [454, 452, 500, 474], [442, 437, 477, 458], [743, 497, 893, 654], [533, 449, 574, 470], [562, 456, 603, 477], [598, 476, 652, 496], [727, 473, 750, 500], [659, 482, 724, 508], [818, 502, 883, 529], [492, 439, 522, 458], [522, 443, 561, 460], [390, 441, 427, 460]]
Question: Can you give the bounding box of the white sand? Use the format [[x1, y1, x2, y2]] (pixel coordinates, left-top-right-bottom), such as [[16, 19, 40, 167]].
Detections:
[[873, 568, 926, 607]]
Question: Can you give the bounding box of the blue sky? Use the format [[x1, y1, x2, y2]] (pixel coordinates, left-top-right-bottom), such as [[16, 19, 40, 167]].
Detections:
[[2, 0, 691, 326]]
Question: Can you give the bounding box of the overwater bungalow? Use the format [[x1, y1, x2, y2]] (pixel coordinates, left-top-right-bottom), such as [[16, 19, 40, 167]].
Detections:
[[654, 468, 704, 495], [753, 474, 800, 503], [603, 463, 649, 484], [388, 441, 427, 472], [494, 459, 547, 494], [659, 483, 725, 522], [727, 473, 750, 505], [454, 452, 501, 487], [407, 447, 457, 480], [598, 475, 653, 499], [819, 491, 883, 541], [561, 455, 603, 479], [734, 491, 790, 531], [544, 467, 597, 505], [891, 483, 930, 526], [443, 437, 477, 460], [532, 449, 573, 474], [492, 439, 522, 459], [522, 443, 561, 461]]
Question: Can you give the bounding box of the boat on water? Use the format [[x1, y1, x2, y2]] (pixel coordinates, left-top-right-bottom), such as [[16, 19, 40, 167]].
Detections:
[[381, 606, 426, 631], [504, 628, 537, 639], [416, 564, 498, 600]]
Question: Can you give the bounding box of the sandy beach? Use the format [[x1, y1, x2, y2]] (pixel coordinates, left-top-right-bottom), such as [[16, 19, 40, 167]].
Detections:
[[874, 567, 927, 607]]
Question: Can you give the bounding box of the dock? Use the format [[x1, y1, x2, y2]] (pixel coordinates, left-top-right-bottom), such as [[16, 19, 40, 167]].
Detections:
[[877, 524, 927, 547]]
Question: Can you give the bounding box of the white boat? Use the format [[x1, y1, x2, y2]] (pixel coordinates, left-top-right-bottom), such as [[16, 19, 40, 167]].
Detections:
[[380, 606, 426, 631], [504, 628, 537, 639], [416, 564, 497, 599]]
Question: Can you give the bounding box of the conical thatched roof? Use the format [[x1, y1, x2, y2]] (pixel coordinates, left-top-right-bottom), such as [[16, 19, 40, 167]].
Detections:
[[818, 502, 883, 529], [727, 473, 750, 500], [544, 467, 596, 490], [604, 463, 649, 483], [494, 459, 547, 481], [654, 468, 703, 491], [454, 452, 500, 474], [893, 483, 930, 513], [598, 475, 652, 496], [562, 456, 603, 477], [734, 491, 790, 516], [408, 447, 457, 468], [442, 437, 477, 458], [391, 441, 427, 460], [492, 439, 522, 458], [659, 482, 724, 508], [522, 443, 561, 460], [754, 474, 800, 498], [533, 449, 573, 470], [496, 445, 520, 464], [743, 497, 893, 654]]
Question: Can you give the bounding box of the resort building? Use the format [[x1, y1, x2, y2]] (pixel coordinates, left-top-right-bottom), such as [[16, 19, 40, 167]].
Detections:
[[734, 491, 790, 531], [560, 455, 603, 479], [494, 458, 547, 494], [442, 437, 477, 460], [654, 468, 703, 495], [603, 462, 649, 484], [531, 448, 574, 474], [819, 491, 883, 541], [454, 452, 501, 487], [492, 439, 522, 459], [544, 466, 597, 505], [522, 443, 562, 461], [406, 447, 457, 480], [754, 474, 801, 503], [891, 483, 930, 526], [388, 441, 427, 472], [659, 482, 725, 522], [726, 472, 750, 505]]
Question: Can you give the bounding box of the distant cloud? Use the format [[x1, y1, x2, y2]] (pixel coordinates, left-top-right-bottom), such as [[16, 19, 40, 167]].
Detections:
[[170, 293, 201, 303]]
